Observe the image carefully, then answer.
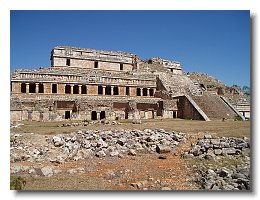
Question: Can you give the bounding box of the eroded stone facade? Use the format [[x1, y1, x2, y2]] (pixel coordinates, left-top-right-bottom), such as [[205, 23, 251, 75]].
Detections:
[[11, 46, 243, 122]]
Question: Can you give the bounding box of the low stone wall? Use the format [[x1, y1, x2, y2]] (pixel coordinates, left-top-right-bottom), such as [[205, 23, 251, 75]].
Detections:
[[183, 134, 250, 190], [183, 134, 250, 159]]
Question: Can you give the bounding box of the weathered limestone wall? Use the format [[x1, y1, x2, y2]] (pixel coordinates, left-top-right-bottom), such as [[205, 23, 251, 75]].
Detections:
[[119, 86, 125, 96], [58, 83, 65, 94], [70, 59, 94, 69], [10, 111, 22, 121], [130, 87, 136, 96], [88, 85, 98, 95], [11, 82, 21, 94], [45, 83, 52, 94], [163, 110, 176, 118], [11, 110, 49, 122], [177, 96, 204, 120], [52, 57, 66, 66], [52, 46, 135, 72]]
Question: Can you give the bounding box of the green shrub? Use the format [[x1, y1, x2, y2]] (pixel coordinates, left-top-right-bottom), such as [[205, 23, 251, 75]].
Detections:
[[10, 136, 15, 145], [235, 115, 243, 121], [10, 176, 26, 190]]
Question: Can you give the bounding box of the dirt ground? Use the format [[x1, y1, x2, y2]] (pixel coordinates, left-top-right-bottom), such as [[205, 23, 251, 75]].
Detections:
[[11, 118, 250, 138], [10, 119, 250, 190]]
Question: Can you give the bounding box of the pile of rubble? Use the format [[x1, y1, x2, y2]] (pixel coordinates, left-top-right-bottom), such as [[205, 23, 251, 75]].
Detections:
[[193, 166, 250, 190], [183, 134, 250, 160], [58, 119, 121, 127], [183, 134, 250, 190], [11, 129, 186, 164]]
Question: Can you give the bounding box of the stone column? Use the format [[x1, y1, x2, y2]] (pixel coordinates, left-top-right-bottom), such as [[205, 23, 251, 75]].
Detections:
[[111, 86, 114, 95], [35, 83, 39, 93], [78, 85, 82, 94], [97, 112, 101, 120], [26, 83, 29, 93], [102, 86, 106, 95], [140, 88, 143, 96], [70, 84, 74, 94], [147, 88, 150, 96], [153, 111, 157, 119]]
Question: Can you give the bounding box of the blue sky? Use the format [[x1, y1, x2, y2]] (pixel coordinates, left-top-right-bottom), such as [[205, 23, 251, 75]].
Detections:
[[10, 10, 250, 87]]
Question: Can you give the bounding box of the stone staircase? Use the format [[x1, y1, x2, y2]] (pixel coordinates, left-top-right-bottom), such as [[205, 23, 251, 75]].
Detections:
[[158, 72, 203, 96], [191, 92, 237, 120]]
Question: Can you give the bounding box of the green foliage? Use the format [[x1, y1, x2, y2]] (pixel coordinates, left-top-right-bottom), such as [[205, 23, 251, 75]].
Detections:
[[242, 85, 250, 95], [10, 136, 15, 145], [10, 176, 26, 190], [235, 115, 243, 121], [82, 119, 90, 123], [206, 84, 214, 88]]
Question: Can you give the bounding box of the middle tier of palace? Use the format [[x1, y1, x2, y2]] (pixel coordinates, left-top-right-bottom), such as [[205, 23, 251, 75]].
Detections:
[[11, 70, 157, 97]]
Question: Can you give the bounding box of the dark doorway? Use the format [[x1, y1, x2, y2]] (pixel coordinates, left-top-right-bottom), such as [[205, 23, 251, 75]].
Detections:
[[100, 111, 105, 120], [137, 88, 141, 96], [73, 85, 79, 94], [120, 63, 123, 70], [173, 111, 177, 118], [114, 86, 119, 95], [52, 84, 57, 93], [21, 83, 26, 93], [149, 88, 154, 96], [125, 111, 128, 119], [98, 85, 103, 95], [126, 86, 129, 95], [66, 59, 70, 66], [82, 85, 87, 94], [143, 88, 148, 96], [91, 111, 97, 120], [29, 83, 36, 93], [65, 111, 70, 119], [39, 83, 44, 93], [94, 61, 98, 68], [65, 85, 71, 94], [105, 86, 111, 95]]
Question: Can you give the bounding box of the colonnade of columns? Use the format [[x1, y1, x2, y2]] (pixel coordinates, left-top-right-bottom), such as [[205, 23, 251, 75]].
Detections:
[[19, 82, 154, 96]]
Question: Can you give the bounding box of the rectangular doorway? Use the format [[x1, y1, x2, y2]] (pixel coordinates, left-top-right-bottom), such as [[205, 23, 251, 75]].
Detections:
[[65, 111, 70, 119], [100, 111, 106, 120], [173, 111, 177, 118]]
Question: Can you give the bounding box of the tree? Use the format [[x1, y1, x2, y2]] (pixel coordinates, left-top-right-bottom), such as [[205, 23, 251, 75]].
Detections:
[[242, 85, 250, 95]]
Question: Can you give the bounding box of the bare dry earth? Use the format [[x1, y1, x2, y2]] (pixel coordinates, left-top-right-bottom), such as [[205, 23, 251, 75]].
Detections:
[[12, 119, 250, 137], [10, 119, 250, 190]]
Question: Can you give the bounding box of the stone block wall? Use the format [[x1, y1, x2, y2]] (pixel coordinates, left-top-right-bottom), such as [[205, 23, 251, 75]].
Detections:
[[58, 83, 65, 94], [11, 82, 21, 94], [88, 85, 98, 95], [10, 111, 22, 121], [51, 46, 135, 72], [177, 96, 204, 120], [45, 83, 52, 94], [130, 87, 136, 96]]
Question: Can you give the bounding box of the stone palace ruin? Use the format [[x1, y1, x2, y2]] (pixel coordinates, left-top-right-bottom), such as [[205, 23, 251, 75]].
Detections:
[[10, 46, 249, 122]]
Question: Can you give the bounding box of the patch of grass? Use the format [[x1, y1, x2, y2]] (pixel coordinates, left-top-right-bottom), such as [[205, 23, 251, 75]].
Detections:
[[82, 119, 91, 123], [22, 175, 109, 190], [185, 155, 249, 172], [10, 136, 15, 145], [10, 176, 26, 190], [235, 115, 243, 121]]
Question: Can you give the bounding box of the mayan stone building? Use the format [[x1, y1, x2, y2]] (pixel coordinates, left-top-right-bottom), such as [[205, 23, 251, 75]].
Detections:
[[10, 46, 246, 122]]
